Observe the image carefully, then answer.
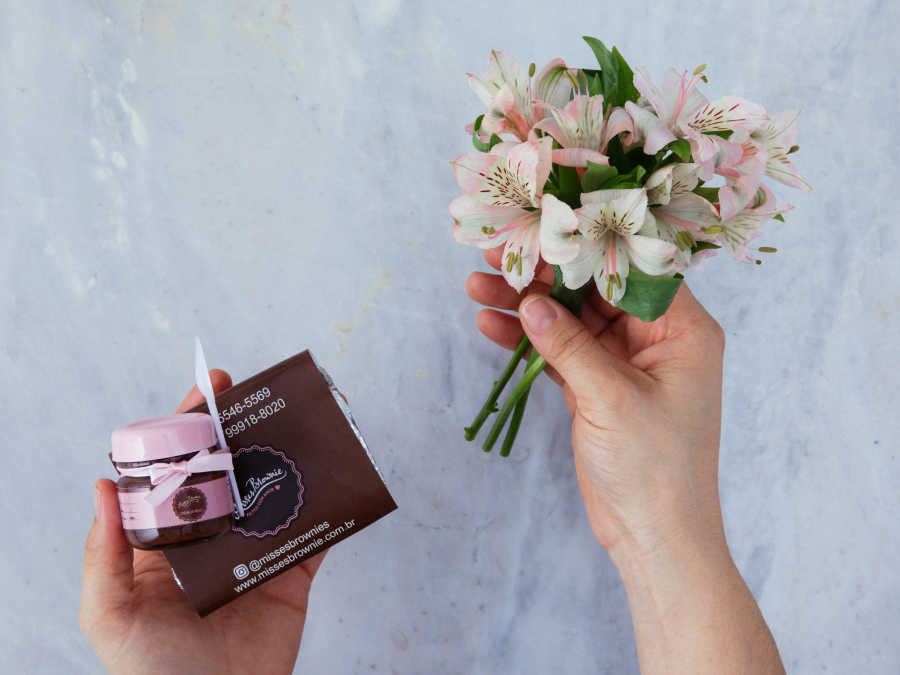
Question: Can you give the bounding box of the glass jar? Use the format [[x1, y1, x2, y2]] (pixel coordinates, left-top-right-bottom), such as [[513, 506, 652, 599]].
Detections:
[[111, 413, 235, 550]]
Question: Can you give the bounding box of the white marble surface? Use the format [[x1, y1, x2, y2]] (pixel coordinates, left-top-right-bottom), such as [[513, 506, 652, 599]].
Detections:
[[1, 1, 898, 673]]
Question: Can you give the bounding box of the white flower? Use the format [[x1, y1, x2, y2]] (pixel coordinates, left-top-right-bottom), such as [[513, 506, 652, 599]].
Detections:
[[449, 137, 579, 291], [558, 188, 677, 304], [643, 163, 720, 269]]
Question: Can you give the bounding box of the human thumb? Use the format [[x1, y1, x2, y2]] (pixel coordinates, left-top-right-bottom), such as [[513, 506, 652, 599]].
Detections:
[[519, 295, 631, 406], [80, 479, 134, 636]]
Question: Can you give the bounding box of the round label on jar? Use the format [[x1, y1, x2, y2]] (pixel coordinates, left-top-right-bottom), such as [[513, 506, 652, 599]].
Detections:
[[117, 476, 233, 530], [172, 486, 208, 522], [232, 444, 304, 538]]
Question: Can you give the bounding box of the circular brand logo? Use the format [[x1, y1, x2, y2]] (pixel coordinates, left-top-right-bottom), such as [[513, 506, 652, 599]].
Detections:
[[233, 564, 249, 580], [232, 445, 304, 538], [172, 486, 208, 522]]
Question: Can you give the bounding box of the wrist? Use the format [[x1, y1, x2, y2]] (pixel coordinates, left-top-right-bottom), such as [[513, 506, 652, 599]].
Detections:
[[606, 502, 732, 592]]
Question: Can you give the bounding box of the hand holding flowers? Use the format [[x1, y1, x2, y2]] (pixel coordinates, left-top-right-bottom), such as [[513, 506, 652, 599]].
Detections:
[[451, 38, 810, 455]]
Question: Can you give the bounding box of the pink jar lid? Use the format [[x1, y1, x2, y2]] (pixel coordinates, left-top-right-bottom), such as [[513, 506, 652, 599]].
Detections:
[[111, 413, 217, 463]]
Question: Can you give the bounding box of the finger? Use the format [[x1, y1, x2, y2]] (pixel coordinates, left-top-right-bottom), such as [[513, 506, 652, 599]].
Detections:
[[176, 369, 233, 413], [300, 550, 327, 580], [562, 383, 577, 417], [466, 272, 551, 311], [482, 245, 504, 270], [661, 283, 720, 333], [476, 308, 524, 351], [630, 284, 725, 376], [586, 284, 626, 321], [80, 479, 133, 634], [580, 301, 612, 338], [518, 295, 642, 406], [473, 290, 610, 347], [476, 309, 565, 386]]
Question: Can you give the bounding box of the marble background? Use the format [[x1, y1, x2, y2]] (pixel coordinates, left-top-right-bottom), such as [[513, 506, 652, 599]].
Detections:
[[2, 1, 898, 673]]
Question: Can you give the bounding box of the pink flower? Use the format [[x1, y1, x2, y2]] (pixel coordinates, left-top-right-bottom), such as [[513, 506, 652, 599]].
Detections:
[[468, 51, 579, 141], [530, 95, 635, 168], [558, 188, 677, 304], [625, 67, 768, 170], [751, 110, 812, 192], [715, 137, 768, 221], [718, 185, 793, 261], [644, 164, 720, 270], [449, 137, 579, 291]]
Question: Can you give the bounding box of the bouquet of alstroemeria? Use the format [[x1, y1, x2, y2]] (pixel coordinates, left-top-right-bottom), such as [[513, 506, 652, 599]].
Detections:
[[452, 37, 810, 456]]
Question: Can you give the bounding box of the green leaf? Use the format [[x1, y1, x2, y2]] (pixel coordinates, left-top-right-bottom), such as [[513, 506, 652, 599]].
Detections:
[[706, 130, 733, 140], [581, 162, 618, 192], [773, 213, 785, 222], [583, 38, 638, 108], [470, 114, 502, 152], [550, 265, 592, 318], [589, 72, 603, 97], [668, 139, 692, 162], [556, 165, 581, 208], [583, 37, 619, 107], [617, 269, 683, 322], [600, 164, 647, 189], [631, 165, 647, 184], [693, 186, 720, 203], [612, 47, 639, 103]]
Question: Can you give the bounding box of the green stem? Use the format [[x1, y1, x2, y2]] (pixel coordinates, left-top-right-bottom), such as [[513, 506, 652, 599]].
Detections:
[[464, 335, 530, 441], [482, 353, 547, 452], [498, 350, 539, 457], [481, 266, 593, 455]]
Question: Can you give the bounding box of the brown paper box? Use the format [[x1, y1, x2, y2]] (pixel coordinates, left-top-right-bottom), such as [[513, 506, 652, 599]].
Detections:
[[165, 351, 396, 616]]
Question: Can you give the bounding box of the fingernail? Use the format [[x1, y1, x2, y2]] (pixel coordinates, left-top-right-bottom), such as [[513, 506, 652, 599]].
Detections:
[[521, 297, 557, 334], [94, 483, 103, 521]]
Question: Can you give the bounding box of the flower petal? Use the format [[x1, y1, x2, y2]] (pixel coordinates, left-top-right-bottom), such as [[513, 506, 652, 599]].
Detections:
[[623, 233, 676, 276], [534, 58, 578, 109], [551, 95, 606, 150], [688, 96, 768, 134], [645, 165, 675, 206], [692, 133, 742, 181], [472, 50, 530, 108], [718, 185, 792, 261], [765, 151, 812, 192], [662, 68, 708, 127], [594, 232, 629, 305], [530, 117, 567, 146], [754, 112, 810, 191], [632, 67, 666, 118], [605, 106, 637, 148], [452, 151, 501, 193], [716, 138, 766, 220], [560, 236, 602, 289], [539, 194, 579, 264], [580, 188, 649, 236], [718, 212, 766, 261], [467, 73, 496, 108], [670, 163, 700, 195], [654, 192, 720, 233], [501, 215, 542, 292], [450, 194, 521, 248], [478, 138, 551, 208], [485, 84, 531, 140], [551, 147, 610, 168], [625, 101, 675, 154]]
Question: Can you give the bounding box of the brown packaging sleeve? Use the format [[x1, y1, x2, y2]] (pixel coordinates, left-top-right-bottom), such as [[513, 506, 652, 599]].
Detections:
[[165, 351, 397, 616]]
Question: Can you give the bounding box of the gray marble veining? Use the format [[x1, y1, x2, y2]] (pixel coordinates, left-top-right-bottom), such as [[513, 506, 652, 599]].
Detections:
[[1, 1, 898, 673]]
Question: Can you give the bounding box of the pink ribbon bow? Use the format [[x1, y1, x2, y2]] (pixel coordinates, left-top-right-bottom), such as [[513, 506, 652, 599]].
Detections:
[[120, 449, 235, 508]]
